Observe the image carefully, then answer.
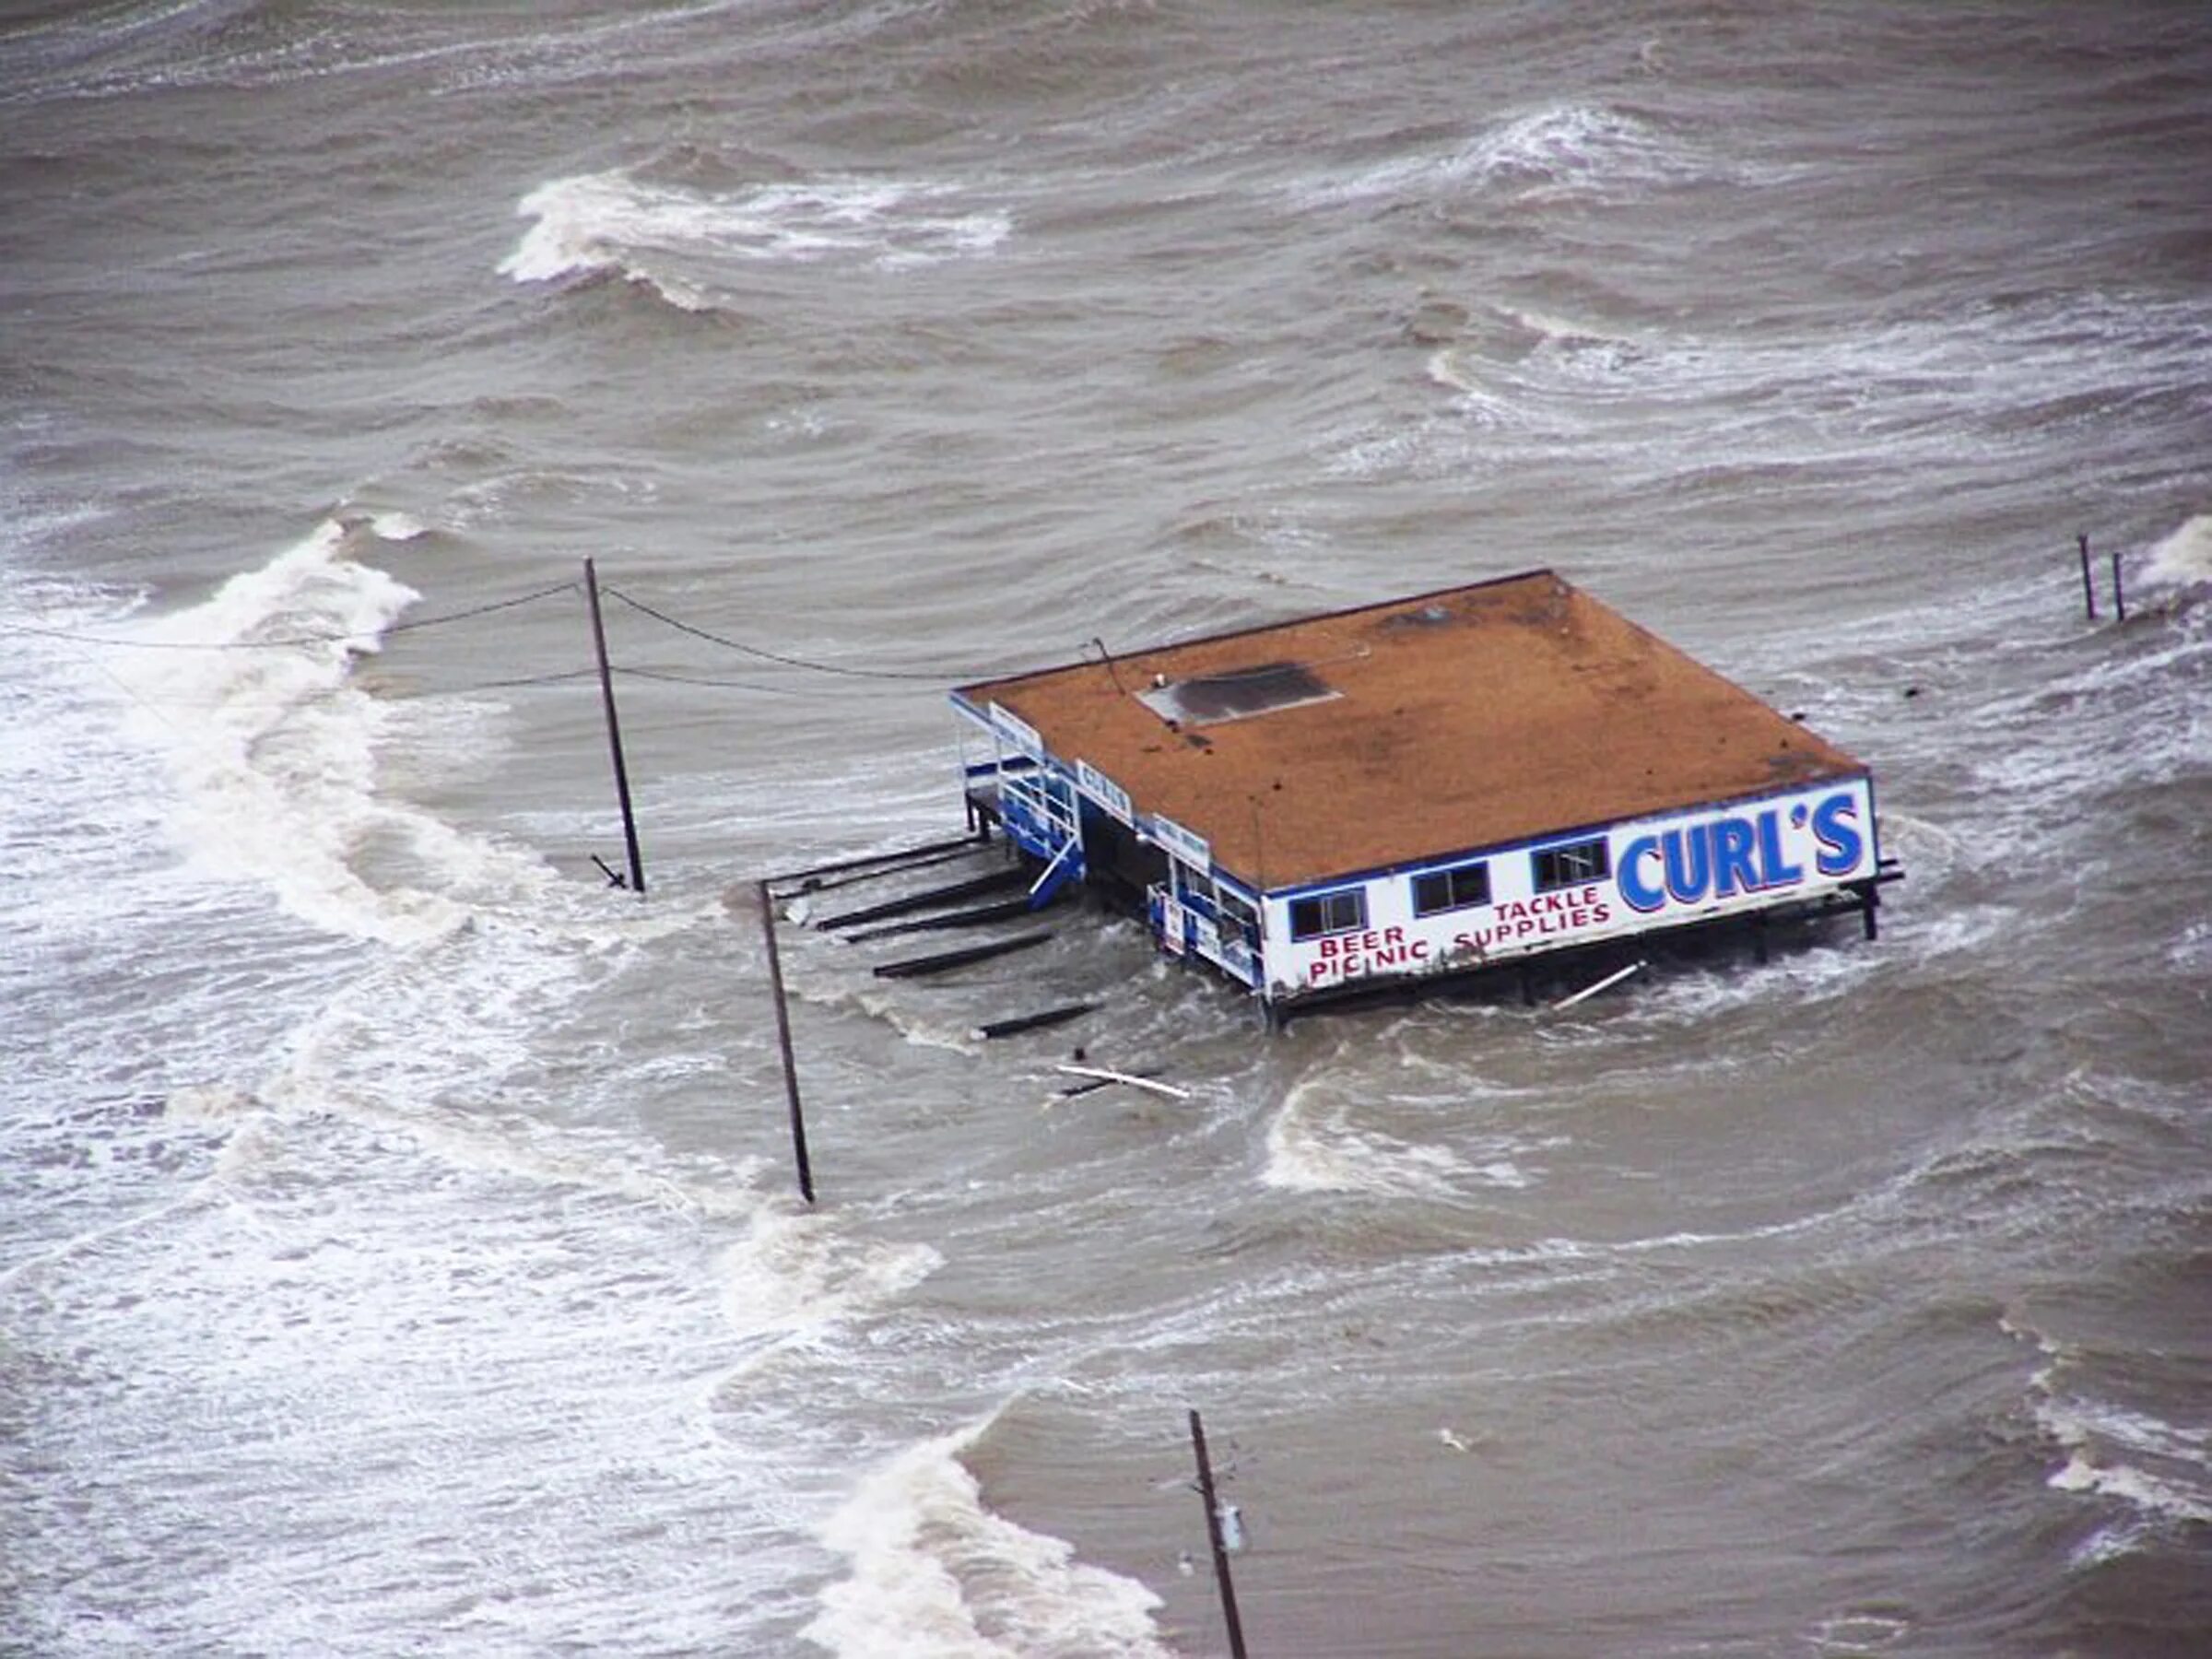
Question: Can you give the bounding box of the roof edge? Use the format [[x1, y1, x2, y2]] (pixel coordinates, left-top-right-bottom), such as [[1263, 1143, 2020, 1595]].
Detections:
[[952, 568, 1559, 698]]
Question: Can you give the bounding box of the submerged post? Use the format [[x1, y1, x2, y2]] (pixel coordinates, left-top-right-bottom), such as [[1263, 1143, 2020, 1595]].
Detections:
[[757, 880, 814, 1205], [584, 557, 645, 896], [2078, 533, 2098, 621], [1188, 1408, 1249, 1659], [2112, 543, 2127, 621]]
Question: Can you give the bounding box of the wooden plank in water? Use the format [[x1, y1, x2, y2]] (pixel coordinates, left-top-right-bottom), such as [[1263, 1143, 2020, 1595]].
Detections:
[[871, 930, 1053, 980], [971, 1002, 1099, 1041], [1053, 1063, 1191, 1100], [816, 867, 1028, 931], [764, 831, 986, 893], [841, 896, 1038, 945], [780, 843, 982, 898]]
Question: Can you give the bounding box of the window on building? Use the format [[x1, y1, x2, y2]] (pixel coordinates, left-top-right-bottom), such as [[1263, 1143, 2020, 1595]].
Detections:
[[1532, 838, 1610, 892], [1216, 885, 1261, 943], [1412, 861, 1490, 917], [1289, 888, 1367, 940]]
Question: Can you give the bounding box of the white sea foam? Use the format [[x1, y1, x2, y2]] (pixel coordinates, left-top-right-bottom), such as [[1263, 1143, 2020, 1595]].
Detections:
[[500, 170, 1012, 302], [368, 510, 429, 542], [1299, 103, 1702, 206], [2142, 512, 2212, 585], [2011, 1312, 2212, 1534], [715, 1209, 942, 1340], [802, 1411, 1170, 1659], [110, 521, 561, 946], [1261, 1064, 1529, 1196]]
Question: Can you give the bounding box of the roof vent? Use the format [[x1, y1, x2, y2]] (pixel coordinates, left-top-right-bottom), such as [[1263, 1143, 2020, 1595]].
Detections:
[[1135, 661, 1339, 726]]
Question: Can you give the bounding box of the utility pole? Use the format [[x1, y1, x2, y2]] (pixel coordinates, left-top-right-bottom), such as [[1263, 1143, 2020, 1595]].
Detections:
[[583, 557, 645, 896]]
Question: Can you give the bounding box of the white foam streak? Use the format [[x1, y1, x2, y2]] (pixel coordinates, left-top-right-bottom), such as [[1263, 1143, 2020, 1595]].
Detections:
[[717, 1210, 942, 1343], [1262, 1063, 1530, 1196], [500, 170, 1012, 301], [2012, 1313, 2212, 1532], [1300, 103, 1702, 206], [803, 1412, 1169, 1659]]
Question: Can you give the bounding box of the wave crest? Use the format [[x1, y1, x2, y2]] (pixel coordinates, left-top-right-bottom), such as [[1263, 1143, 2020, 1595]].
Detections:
[[500, 169, 1013, 308]]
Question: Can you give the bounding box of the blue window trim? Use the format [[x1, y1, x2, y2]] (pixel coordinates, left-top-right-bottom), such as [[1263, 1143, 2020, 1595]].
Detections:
[[1411, 859, 1490, 916], [1288, 887, 1367, 941], [1531, 836, 1610, 892]]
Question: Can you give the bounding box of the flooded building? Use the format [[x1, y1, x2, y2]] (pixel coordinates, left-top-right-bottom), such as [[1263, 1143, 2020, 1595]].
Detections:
[[952, 571, 1893, 1022]]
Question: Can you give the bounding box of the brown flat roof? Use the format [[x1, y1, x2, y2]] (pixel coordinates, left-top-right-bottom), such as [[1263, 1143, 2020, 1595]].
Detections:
[[957, 571, 1865, 890]]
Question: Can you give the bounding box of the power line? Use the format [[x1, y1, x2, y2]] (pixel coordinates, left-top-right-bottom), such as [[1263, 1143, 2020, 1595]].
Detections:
[[382, 579, 582, 636], [599, 583, 957, 681], [612, 665, 818, 697], [433, 666, 602, 694]]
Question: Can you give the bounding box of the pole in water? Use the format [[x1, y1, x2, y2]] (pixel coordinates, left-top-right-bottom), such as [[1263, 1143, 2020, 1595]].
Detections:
[[1188, 1408, 1249, 1659], [757, 879, 814, 1205], [2078, 533, 2097, 621], [584, 557, 645, 897], [2112, 544, 2127, 621], [1552, 958, 1646, 1011]]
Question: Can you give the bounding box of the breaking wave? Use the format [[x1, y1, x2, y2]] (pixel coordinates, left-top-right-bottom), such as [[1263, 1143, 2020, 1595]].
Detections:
[[802, 1407, 1170, 1659], [2142, 512, 2212, 586], [1262, 1059, 1533, 1197], [2008, 1312, 2212, 1559], [500, 169, 1013, 309], [111, 520, 559, 946], [1295, 102, 1710, 206]]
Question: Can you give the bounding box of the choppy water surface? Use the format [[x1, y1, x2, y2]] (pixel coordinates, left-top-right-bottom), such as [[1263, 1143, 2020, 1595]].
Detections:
[[5, 4, 2208, 1653]]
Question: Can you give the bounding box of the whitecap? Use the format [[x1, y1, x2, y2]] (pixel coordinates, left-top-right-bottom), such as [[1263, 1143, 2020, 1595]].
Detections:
[[2141, 512, 2212, 586], [801, 1409, 1170, 1658], [107, 521, 566, 947], [1296, 103, 1705, 207], [1260, 1060, 1529, 1197], [500, 169, 1012, 303]]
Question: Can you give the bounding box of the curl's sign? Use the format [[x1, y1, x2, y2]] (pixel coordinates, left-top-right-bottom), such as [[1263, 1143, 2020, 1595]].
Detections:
[[1617, 788, 1869, 914]]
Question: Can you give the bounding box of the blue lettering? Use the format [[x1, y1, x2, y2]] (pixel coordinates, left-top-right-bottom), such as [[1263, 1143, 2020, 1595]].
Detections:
[[1619, 835, 1665, 912], [1712, 818, 1759, 898], [1662, 826, 1712, 905], [1756, 808, 1804, 887], [1812, 792, 1865, 877]]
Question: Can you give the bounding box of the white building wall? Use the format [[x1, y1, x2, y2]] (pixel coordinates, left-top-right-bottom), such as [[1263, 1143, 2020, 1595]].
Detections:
[[1260, 777, 1878, 1001]]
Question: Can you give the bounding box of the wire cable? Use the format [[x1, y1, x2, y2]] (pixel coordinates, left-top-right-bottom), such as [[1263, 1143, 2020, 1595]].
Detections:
[[612, 665, 817, 696], [599, 583, 957, 681]]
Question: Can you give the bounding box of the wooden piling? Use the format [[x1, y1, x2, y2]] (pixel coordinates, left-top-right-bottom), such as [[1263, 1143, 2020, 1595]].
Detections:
[[2078, 533, 2097, 621], [756, 879, 814, 1205], [584, 558, 645, 896], [1188, 1409, 1249, 1659], [2112, 544, 2127, 621]]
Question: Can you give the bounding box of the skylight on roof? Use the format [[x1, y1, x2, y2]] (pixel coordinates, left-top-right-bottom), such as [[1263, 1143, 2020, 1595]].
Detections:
[[1135, 661, 1340, 726]]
